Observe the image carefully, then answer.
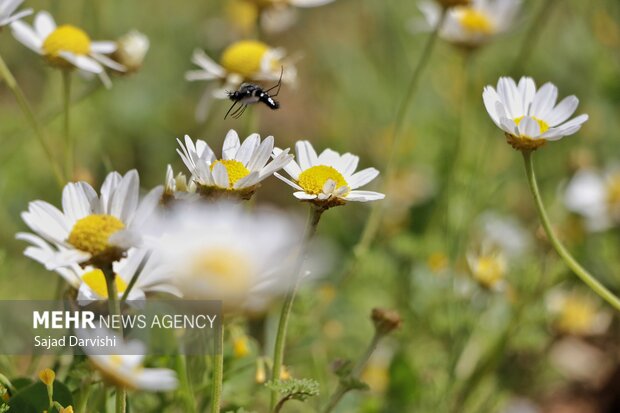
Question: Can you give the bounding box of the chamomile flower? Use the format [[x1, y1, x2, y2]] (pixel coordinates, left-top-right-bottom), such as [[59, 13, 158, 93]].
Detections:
[[14, 236, 179, 303], [163, 164, 198, 203], [185, 40, 296, 121], [563, 166, 620, 232], [483, 77, 589, 151], [466, 248, 507, 291], [19, 170, 163, 268], [112, 30, 149, 74], [10, 11, 125, 87], [418, 0, 521, 48], [176, 130, 293, 200], [0, 0, 31, 28], [148, 203, 302, 313], [78, 328, 178, 391], [273, 140, 385, 209], [236, 0, 335, 34], [546, 288, 611, 336]]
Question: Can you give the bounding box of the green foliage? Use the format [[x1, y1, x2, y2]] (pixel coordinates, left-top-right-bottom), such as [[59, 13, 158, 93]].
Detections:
[[7, 380, 73, 413]]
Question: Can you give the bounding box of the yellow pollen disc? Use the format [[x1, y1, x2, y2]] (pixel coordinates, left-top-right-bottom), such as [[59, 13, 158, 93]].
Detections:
[[557, 296, 597, 335], [42, 25, 91, 57], [220, 40, 274, 78], [233, 336, 250, 358], [606, 173, 620, 208], [68, 214, 125, 256], [472, 256, 504, 289], [297, 165, 348, 196], [210, 159, 251, 188], [514, 116, 550, 136], [191, 248, 252, 294], [81, 269, 127, 298], [457, 8, 495, 35]]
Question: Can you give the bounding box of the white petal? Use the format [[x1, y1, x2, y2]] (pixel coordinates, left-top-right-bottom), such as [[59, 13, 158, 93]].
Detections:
[[236, 133, 260, 165], [482, 86, 501, 125], [335, 153, 359, 176], [348, 167, 380, 189], [59, 52, 103, 74], [518, 77, 536, 115], [91, 41, 117, 53], [273, 148, 301, 179], [318, 148, 340, 166], [545, 96, 579, 126], [293, 191, 317, 200], [222, 129, 241, 160], [91, 52, 125, 72], [345, 190, 386, 202], [212, 162, 229, 187], [34, 10, 55, 38], [234, 171, 260, 189], [247, 136, 274, 171], [110, 170, 139, 223], [518, 116, 541, 138], [499, 117, 518, 135], [295, 140, 318, 170], [530, 82, 558, 118], [10, 20, 42, 52], [274, 172, 303, 190], [497, 77, 521, 118]]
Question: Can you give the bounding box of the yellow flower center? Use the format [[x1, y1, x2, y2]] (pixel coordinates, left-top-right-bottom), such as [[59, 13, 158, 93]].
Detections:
[[210, 159, 251, 188], [514, 116, 550, 136], [297, 165, 349, 196], [42, 25, 91, 57], [67, 214, 125, 256], [233, 336, 251, 358], [557, 296, 597, 335], [191, 248, 252, 295], [427, 252, 449, 273], [457, 8, 495, 35], [81, 269, 128, 298], [472, 255, 505, 289], [606, 173, 620, 208], [220, 40, 276, 78]]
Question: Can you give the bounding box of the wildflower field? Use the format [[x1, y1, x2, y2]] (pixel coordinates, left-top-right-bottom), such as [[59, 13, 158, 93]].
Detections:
[[0, 0, 619, 412]]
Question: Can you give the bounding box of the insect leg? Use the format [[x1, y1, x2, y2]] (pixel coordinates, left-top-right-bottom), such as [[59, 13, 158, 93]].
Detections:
[[265, 66, 283, 97], [224, 101, 239, 120]]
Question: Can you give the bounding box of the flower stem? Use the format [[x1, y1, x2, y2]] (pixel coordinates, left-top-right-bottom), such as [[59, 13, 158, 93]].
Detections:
[[210, 324, 223, 413], [322, 333, 381, 413], [270, 205, 324, 411], [351, 7, 448, 265], [522, 151, 620, 311], [62, 70, 73, 180], [103, 265, 127, 413], [0, 54, 64, 186], [177, 355, 197, 413]]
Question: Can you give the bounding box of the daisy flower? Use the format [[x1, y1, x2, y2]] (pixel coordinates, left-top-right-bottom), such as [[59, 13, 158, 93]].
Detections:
[[0, 0, 31, 27], [466, 247, 507, 291], [78, 327, 178, 391], [418, 0, 521, 48], [483, 76, 589, 151], [234, 0, 335, 34], [163, 164, 198, 203], [273, 140, 385, 209], [15, 236, 180, 302], [148, 203, 303, 313], [546, 288, 611, 336], [176, 130, 293, 200], [19, 170, 163, 269], [10, 11, 125, 87], [563, 166, 620, 232], [112, 30, 149, 74], [185, 40, 296, 121]]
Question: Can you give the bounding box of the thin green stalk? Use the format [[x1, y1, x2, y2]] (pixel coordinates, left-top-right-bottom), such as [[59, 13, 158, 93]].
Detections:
[[351, 7, 448, 265], [0, 54, 64, 185], [121, 251, 151, 302], [522, 151, 620, 311], [210, 324, 224, 413], [512, 0, 558, 74], [62, 70, 73, 180], [322, 333, 381, 413], [270, 205, 324, 410], [103, 265, 126, 413], [177, 355, 197, 413]]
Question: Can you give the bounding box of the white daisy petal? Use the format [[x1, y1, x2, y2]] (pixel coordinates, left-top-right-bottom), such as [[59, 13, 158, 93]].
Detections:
[[335, 153, 359, 176], [346, 190, 386, 202], [11, 20, 43, 52], [294, 191, 317, 200], [295, 140, 318, 170], [91, 41, 117, 54], [274, 172, 303, 190], [518, 116, 541, 138], [59, 52, 104, 74], [33, 10, 55, 38], [212, 162, 230, 187], [546, 95, 579, 126], [247, 135, 274, 171], [222, 129, 241, 160], [236, 133, 260, 165], [348, 167, 380, 189], [530, 82, 558, 118]]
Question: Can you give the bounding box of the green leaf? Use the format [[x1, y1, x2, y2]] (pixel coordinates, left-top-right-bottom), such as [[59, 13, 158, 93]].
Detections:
[[7, 381, 73, 413]]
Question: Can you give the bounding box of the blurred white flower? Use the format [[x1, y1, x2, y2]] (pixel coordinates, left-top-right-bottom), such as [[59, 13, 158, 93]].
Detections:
[[113, 30, 149, 73], [563, 167, 620, 232], [0, 0, 31, 27], [79, 328, 178, 391], [148, 203, 305, 313], [478, 211, 530, 257], [185, 40, 296, 121], [483, 76, 588, 151], [466, 247, 507, 291], [15, 238, 180, 303], [177, 130, 293, 199], [273, 140, 385, 208], [18, 170, 162, 269], [254, 0, 335, 33], [546, 288, 612, 336], [11, 11, 125, 87], [417, 0, 521, 48]]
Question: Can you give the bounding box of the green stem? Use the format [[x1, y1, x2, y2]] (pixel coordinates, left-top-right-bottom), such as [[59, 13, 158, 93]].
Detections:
[[210, 324, 224, 413], [270, 205, 324, 411], [177, 355, 197, 413], [0, 54, 64, 186], [121, 251, 151, 302], [351, 7, 448, 265], [322, 333, 381, 413], [102, 265, 127, 413], [512, 0, 558, 74], [522, 151, 620, 311], [62, 70, 73, 180]]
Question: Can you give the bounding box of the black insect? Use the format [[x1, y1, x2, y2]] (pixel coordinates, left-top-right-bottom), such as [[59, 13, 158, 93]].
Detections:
[[224, 67, 283, 119]]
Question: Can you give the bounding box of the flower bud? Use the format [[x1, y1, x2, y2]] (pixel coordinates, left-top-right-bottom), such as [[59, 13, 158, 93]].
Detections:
[[38, 368, 55, 386], [113, 30, 149, 73], [371, 308, 402, 336]]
